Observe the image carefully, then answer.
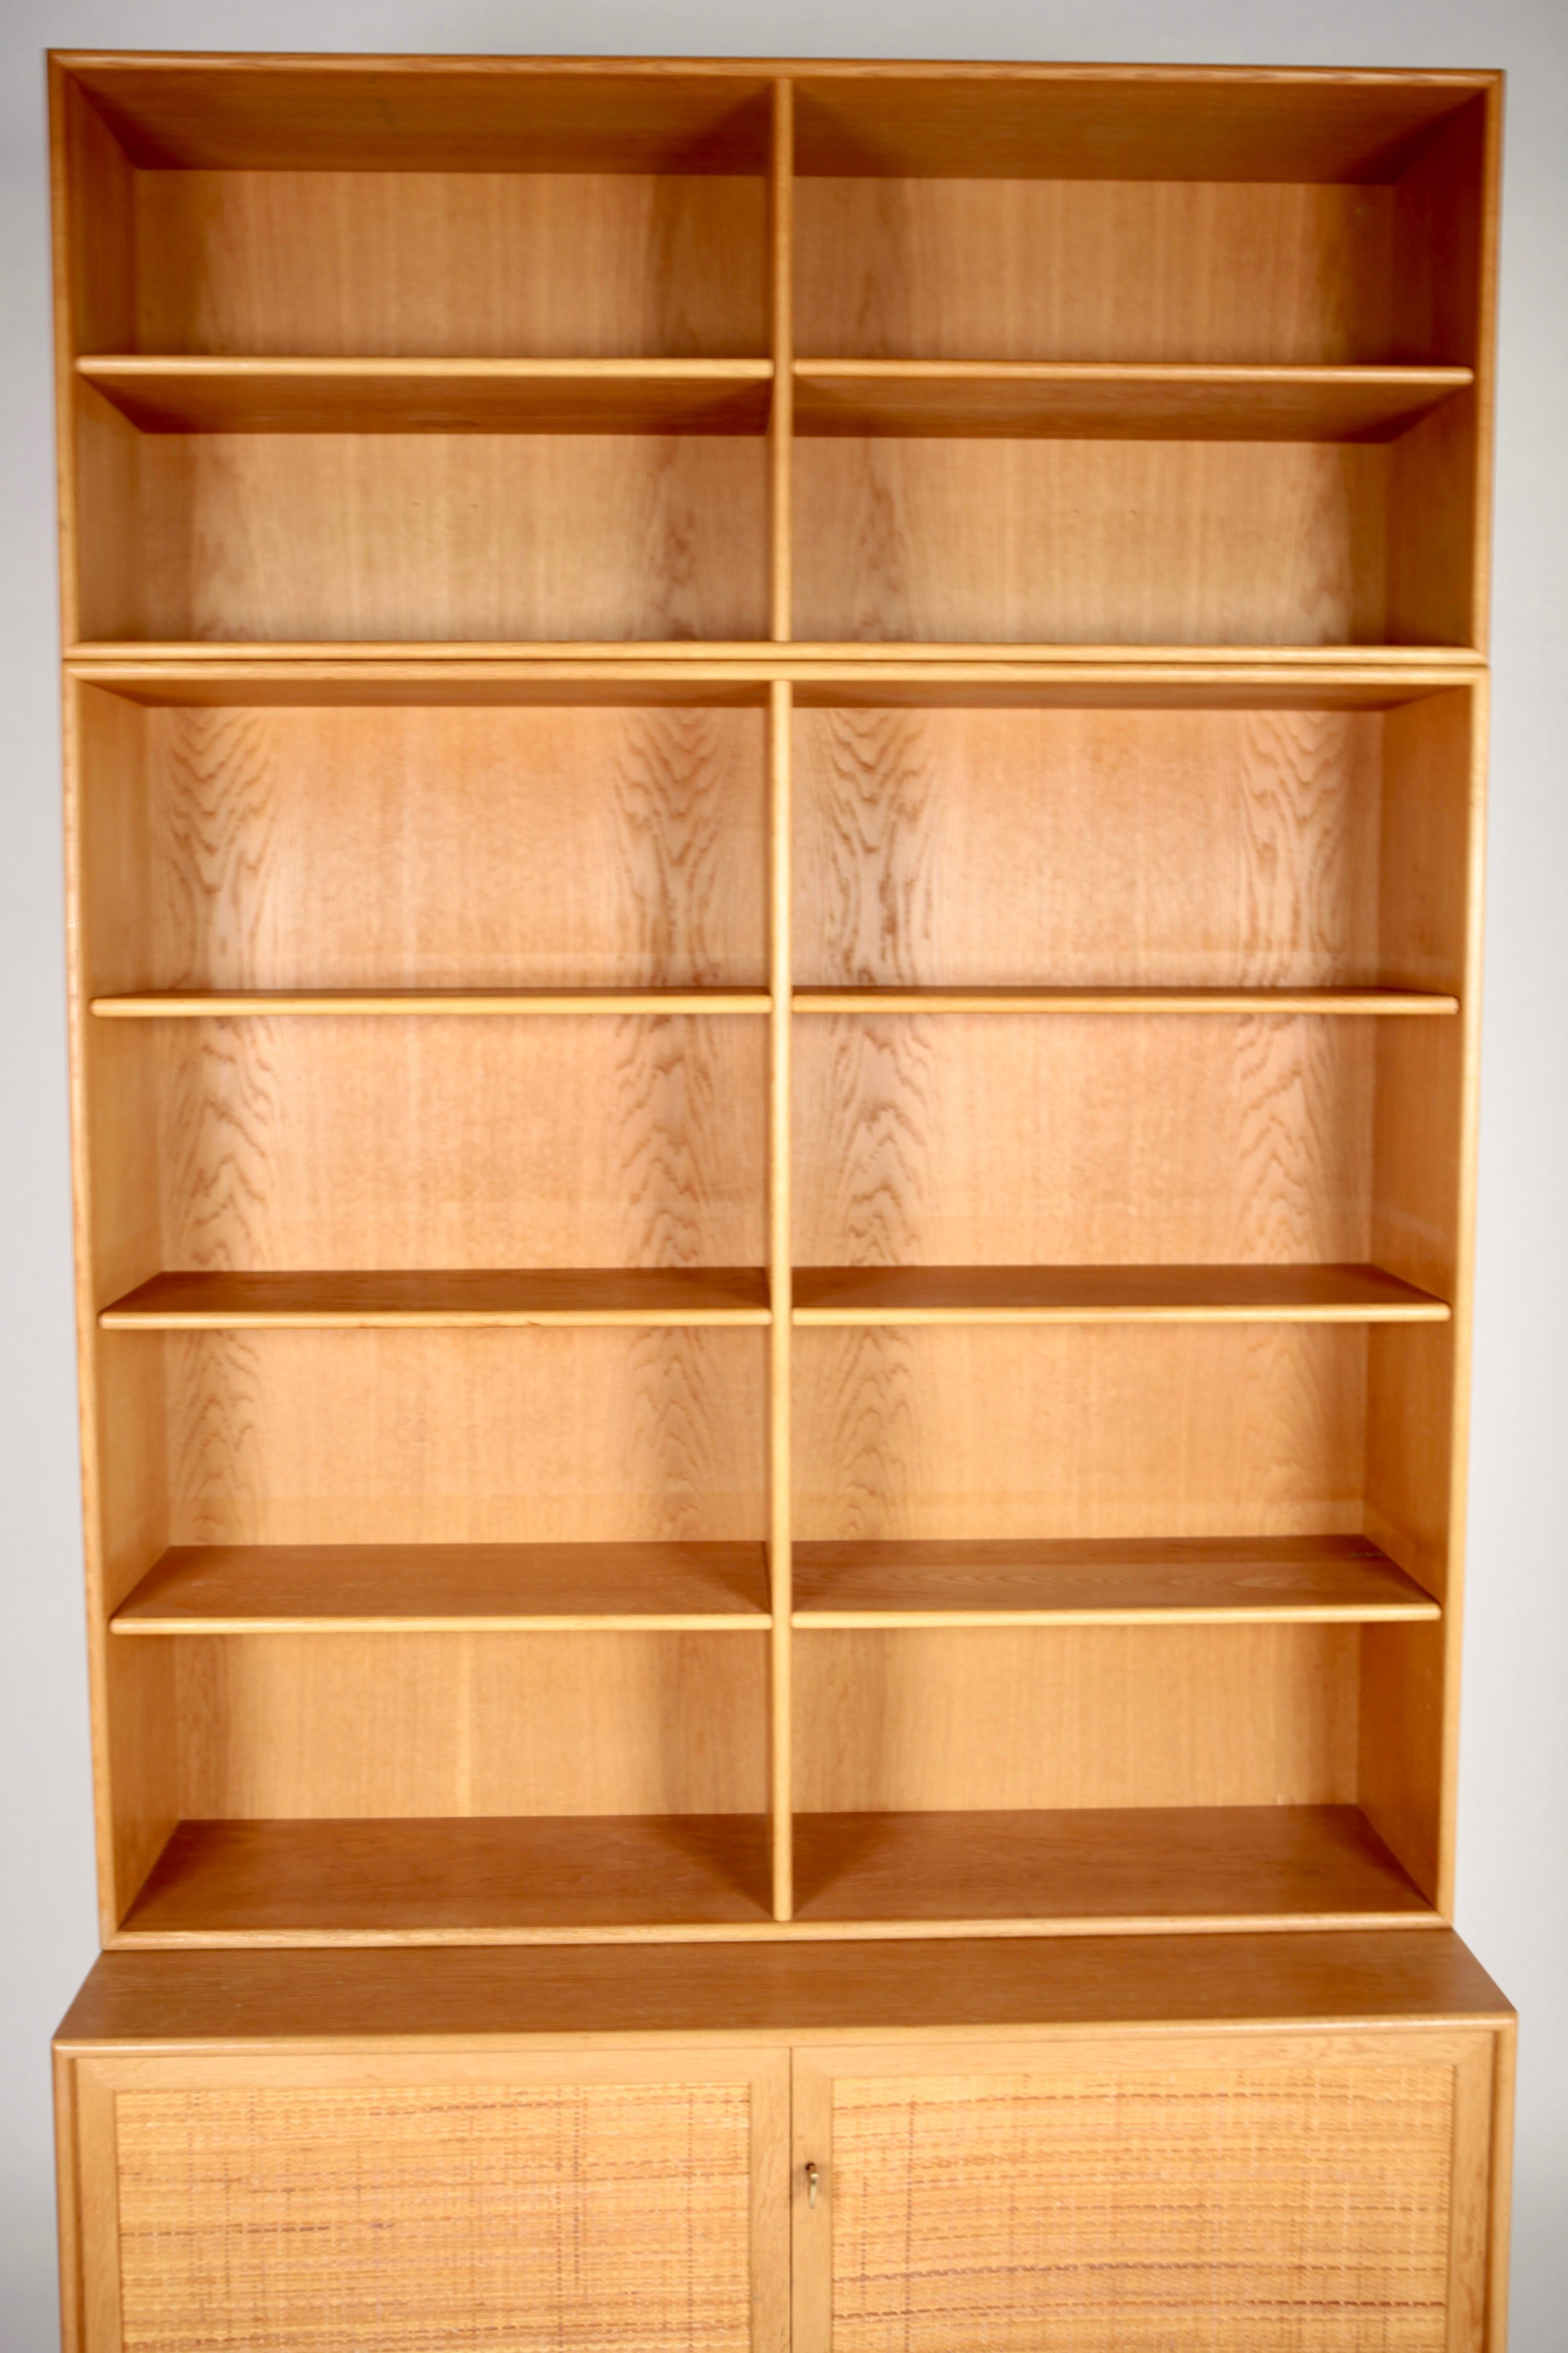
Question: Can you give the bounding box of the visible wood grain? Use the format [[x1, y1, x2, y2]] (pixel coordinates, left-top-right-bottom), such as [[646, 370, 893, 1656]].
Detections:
[[792, 705, 1391, 990], [767, 683, 795, 1917], [160, 1327, 766, 1548], [80, 358, 773, 434], [794, 988, 1456, 1014], [790, 70, 1490, 182], [104, 1268, 771, 1328], [121, 1817, 776, 1936], [54, 1927, 1512, 2045], [112, 1542, 772, 1632], [794, 440, 1391, 647], [87, 433, 770, 644], [791, 1807, 1432, 1926], [768, 83, 794, 640], [166, 1633, 767, 1818], [67, 58, 776, 172], [110, 1015, 764, 1272], [130, 170, 768, 354], [792, 1264, 1446, 1325], [107, 701, 765, 994], [792, 1015, 1377, 1268], [791, 1535, 1437, 1625], [795, 1623, 1361, 1810], [794, 363, 1470, 440], [792, 1323, 1370, 1545], [93, 991, 773, 1016]]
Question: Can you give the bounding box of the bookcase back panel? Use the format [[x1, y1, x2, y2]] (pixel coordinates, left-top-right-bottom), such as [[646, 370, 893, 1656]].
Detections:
[[793, 705, 1391, 989], [792, 1324, 1367, 1541], [83, 699, 766, 993], [794, 1622, 1359, 1810], [76, 415, 769, 642], [118, 1016, 764, 1270], [130, 171, 769, 357], [792, 1012, 1374, 1266], [794, 440, 1393, 647], [795, 180, 1397, 365], [169, 1631, 768, 1817], [159, 1328, 767, 1545]]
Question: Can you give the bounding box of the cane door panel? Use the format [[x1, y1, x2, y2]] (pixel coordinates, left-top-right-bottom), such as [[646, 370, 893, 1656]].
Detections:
[[791, 2030, 1499, 2353], [67, 2046, 790, 2353]]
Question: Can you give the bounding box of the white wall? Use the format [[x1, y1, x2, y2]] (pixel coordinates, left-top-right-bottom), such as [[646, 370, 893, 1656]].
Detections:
[[2, 3, 1563, 2345]]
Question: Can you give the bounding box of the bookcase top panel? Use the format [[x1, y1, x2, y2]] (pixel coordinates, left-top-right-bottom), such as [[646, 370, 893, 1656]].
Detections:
[[55, 53, 1497, 181]]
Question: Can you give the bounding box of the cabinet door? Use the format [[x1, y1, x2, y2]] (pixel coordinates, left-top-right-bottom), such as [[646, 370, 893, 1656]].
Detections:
[[62, 2044, 789, 2353], [792, 2028, 1504, 2353]]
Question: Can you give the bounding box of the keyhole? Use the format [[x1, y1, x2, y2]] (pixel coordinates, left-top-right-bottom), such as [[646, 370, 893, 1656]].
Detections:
[[805, 2160, 821, 2207]]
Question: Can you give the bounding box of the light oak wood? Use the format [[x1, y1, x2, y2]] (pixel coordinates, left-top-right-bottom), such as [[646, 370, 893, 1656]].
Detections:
[[793, 987, 1456, 1014], [101, 1267, 772, 1328], [80, 357, 774, 433], [794, 362, 1471, 440], [790, 1535, 1438, 1626], [767, 682, 795, 1917], [112, 1541, 773, 1632], [93, 990, 773, 1016], [122, 1817, 777, 1937], [53, 1925, 1514, 2045], [791, 1807, 1430, 1928], [792, 1263, 1447, 1324]]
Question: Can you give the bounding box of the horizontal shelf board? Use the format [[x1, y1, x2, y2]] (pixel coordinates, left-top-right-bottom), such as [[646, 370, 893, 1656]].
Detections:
[[794, 361, 1472, 442], [793, 986, 1458, 1017], [78, 357, 775, 436], [791, 1535, 1439, 1626], [121, 1817, 776, 1938], [67, 649, 1485, 716], [90, 988, 772, 1019], [100, 1268, 771, 1330], [112, 1542, 773, 1634], [792, 1806, 1432, 1927], [61, 1928, 1509, 2043], [114, 1807, 1431, 1943], [792, 1263, 1449, 1326]]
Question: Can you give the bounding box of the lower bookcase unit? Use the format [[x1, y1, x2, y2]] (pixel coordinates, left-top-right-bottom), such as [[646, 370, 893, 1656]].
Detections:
[[56, 1932, 1512, 2353]]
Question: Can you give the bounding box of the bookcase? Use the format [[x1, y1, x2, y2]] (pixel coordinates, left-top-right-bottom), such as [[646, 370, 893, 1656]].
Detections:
[[49, 52, 1514, 2353]]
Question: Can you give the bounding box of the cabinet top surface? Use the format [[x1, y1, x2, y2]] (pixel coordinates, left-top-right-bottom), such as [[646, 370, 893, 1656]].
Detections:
[[57, 1931, 1511, 2051]]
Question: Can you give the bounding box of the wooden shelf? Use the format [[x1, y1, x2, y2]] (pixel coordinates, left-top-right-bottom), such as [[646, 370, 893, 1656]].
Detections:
[[100, 1268, 772, 1329], [792, 1264, 1448, 1326], [792, 987, 1458, 1017], [792, 1536, 1439, 1627], [792, 1807, 1435, 1929], [112, 1542, 773, 1633], [114, 1807, 1430, 1942], [119, 1816, 776, 1939], [78, 356, 775, 436], [793, 361, 1472, 442], [90, 989, 773, 1019]]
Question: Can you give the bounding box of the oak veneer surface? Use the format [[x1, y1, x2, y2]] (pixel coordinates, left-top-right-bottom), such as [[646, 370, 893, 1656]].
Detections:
[[102, 1267, 772, 1326], [791, 1535, 1436, 1624], [77, 699, 767, 994], [115, 1542, 773, 1630], [791, 1262, 1446, 1321], [56, 1926, 1510, 2044], [791, 1806, 1430, 1925], [123, 1816, 777, 1935], [155, 1326, 767, 1549]]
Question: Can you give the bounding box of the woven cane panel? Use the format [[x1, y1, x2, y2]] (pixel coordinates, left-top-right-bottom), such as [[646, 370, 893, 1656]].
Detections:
[[830, 2063, 1455, 2353], [114, 2078, 753, 2353]]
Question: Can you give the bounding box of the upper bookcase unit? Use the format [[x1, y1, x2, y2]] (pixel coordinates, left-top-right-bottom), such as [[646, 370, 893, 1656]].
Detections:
[[53, 56, 1497, 656]]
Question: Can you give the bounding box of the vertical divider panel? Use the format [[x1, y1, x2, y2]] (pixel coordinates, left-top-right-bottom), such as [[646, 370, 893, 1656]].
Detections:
[[768, 680, 795, 1920], [768, 79, 795, 644]]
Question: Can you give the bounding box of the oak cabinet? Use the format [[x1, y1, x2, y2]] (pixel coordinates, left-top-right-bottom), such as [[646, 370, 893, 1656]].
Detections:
[[48, 45, 1511, 2353]]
